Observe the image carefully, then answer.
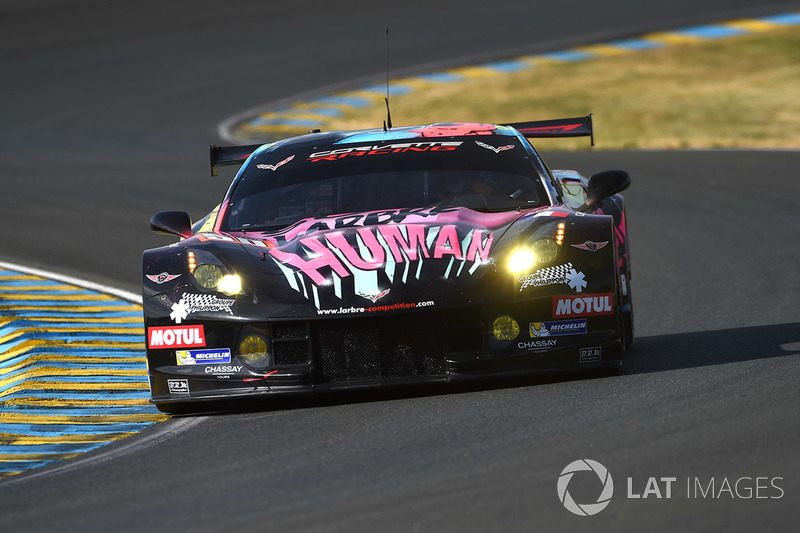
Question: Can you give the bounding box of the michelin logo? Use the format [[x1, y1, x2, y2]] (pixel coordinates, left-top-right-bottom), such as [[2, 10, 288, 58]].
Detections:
[[177, 348, 231, 365], [529, 319, 587, 337]]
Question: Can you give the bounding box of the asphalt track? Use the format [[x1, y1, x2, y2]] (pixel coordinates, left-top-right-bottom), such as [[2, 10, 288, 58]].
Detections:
[[1, 1, 799, 531]]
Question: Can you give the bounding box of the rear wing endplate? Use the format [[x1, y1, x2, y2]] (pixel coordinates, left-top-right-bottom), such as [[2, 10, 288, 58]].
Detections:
[[209, 143, 263, 176], [503, 114, 594, 146]]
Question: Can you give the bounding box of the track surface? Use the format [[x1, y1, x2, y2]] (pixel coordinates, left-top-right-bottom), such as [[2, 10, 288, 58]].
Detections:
[[1, 1, 799, 531]]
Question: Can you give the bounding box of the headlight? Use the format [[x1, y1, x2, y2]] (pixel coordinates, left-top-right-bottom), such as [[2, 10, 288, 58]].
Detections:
[[218, 274, 243, 296], [492, 316, 520, 341], [507, 237, 560, 273], [239, 334, 270, 370], [189, 251, 244, 295], [508, 249, 535, 274], [193, 264, 224, 289], [531, 237, 559, 264]]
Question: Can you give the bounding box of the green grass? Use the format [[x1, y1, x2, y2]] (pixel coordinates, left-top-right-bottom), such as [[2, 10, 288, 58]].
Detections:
[[330, 26, 800, 150]]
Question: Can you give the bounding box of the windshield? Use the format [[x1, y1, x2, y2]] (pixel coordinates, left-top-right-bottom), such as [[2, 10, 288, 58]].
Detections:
[[220, 135, 550, 232]]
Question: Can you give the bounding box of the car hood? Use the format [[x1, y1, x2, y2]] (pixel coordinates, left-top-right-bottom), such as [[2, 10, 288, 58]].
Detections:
[[153, 205, 564, 318]]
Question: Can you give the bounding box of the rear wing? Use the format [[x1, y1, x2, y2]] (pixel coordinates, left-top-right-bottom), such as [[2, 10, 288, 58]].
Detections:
[[503, 114, 594, 146], [209, 114, 593, 175], [209, 143, 262, 176]]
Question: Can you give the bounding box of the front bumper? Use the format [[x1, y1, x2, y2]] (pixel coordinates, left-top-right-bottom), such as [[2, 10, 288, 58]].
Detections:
[[146, 298, 623, 407]]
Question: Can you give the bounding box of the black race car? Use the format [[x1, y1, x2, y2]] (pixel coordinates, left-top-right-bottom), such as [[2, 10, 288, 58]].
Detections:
[[143, 116, 633, 413]]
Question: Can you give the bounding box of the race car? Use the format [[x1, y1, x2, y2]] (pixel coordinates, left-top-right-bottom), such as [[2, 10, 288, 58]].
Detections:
[[142, 115, 633, 413]]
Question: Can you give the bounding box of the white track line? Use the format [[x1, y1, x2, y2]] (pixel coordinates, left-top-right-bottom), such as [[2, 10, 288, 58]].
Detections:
[[0, 260, 142, 304]]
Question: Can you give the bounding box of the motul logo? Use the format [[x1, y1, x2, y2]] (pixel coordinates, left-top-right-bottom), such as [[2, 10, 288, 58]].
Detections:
[[148, 325, 206, 348], [553, 294, 613, 317]]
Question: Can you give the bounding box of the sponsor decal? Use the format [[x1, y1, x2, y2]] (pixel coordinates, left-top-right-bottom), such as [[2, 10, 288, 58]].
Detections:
[[475, 140, 514, 153], [553, 294, 614, 317], [204, 365, 243, 374], [571, 241, 608, 252], [285, 205, 462, 235], [167, 379, 189, 395], [170, 293, 235, 324], [308, 141, 461, 162], [148, 325, 206, 349], [580, 346, 602, 362], [518, 263, 587, 293], [270, 224, 492, 286], [270, 223, 493, 309], [256, 154, 294, 171], [146, 272, 181, 284], [518, 338, 557, 351], [529, 319, 588, 337], [317, 300, 434, 315], [176, 348, 231, 365]]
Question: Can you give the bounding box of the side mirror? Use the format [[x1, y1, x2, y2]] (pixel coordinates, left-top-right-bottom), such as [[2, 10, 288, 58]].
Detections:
[[577, 170, 631, 212], [150, 210, 193, 239]]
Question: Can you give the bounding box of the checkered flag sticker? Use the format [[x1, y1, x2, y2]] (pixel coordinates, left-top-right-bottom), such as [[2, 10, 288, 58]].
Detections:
[[170, 292, 235, 323], [518, 262, 587, 293]]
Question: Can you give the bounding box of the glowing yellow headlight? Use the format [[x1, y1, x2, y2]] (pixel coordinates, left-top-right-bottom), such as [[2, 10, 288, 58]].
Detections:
[[239, 335, 269, 369], [492, 316, 520, 341], [508, 249, 535, 274], [193, 264, 223, 289], [218, 274, 242, 295]]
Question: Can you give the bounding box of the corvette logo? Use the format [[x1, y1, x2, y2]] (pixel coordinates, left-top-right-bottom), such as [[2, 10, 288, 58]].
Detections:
[[571, 241, 608, 252], [146, 272, 181, 284], [257, 155, 294, 171], [475, 141, 514, 153], [357, 288, 390, 303]]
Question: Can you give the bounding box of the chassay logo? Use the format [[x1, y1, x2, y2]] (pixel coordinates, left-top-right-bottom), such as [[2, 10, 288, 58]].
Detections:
[[557, 459, 614, 516]]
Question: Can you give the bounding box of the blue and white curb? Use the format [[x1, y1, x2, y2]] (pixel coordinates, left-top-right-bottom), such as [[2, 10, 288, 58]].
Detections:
[[0, 261, 167, 480], [222, 12, 800, 143]]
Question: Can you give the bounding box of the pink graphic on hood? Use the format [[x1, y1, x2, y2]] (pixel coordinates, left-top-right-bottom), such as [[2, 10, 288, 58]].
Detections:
[[268, 222, 495, 287], [212, 205, 553, 311], [273, 206, 523, 243]]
